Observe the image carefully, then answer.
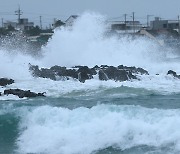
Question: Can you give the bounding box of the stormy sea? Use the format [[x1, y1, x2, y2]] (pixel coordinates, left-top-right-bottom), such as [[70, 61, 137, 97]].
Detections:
[[1, 13, 180, 154]]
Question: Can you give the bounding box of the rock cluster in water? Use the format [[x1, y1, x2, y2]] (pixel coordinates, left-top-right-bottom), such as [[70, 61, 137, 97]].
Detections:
[[0, 68, 179, 98], [167, 70, 180, 79], [0, 78, 14, 86], [3, 89, 45, 98], [0, 78, 45, 98], [29, 64, 149, 83]]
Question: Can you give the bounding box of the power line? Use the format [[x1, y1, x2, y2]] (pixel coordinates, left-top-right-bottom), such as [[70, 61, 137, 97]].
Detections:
[[15, 5, 23, 23], [40, 16, 42, 29], [1, 18, 3, 27], [132, 12, 135, 33]]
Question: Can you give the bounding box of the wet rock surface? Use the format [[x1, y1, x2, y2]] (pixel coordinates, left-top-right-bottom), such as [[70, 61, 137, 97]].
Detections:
[[3, 89, 45, 98], [29, 64, 149, 82], [0, 78, 14, 86], [167, 70, 180, 79]]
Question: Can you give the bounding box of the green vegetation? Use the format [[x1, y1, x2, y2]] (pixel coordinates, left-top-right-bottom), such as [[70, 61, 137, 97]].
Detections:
[[24, 26, 41, 36], [0, 25, 16, 36]]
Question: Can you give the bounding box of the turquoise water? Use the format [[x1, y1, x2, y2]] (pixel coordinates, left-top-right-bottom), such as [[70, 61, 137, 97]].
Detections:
[[1, 12, 180, 154], [1, 87, 180, 154]]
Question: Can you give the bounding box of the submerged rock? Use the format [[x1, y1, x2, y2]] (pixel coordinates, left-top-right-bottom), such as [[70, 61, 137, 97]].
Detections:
[[4, 89, 45, 98], [0, 78, 14, 86], [29, 64, 149, 82], [167, 70, 180, 79]]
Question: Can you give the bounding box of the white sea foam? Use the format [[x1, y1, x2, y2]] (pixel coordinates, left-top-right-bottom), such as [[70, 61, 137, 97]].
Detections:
[[17, 104, 180, 154], [0, 49, 40, 80], [0, 74, 180, 101], [42, 12, 180, 74], [0, 12, 180, 99]]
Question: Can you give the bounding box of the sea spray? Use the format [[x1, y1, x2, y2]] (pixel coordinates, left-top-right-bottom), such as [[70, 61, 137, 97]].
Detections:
[[42, 12, 180, 74], [0, 12, 180, 80], [17, 105, 180, 154], [0, 50, 37, 79], [0, 12, 180, 154]]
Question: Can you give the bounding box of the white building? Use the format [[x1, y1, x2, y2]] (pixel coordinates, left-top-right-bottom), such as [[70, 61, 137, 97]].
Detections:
[[150, 17, 179, 32], [107, 20, 142, 33], [17, 18, 34, 30], [4, 18, 34, 30]]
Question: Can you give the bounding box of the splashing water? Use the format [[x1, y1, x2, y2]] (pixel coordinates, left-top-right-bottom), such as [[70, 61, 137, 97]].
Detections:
[[1, 12, 180, 154], [0, 12, 180, 80], [42, 12, 180, 74]]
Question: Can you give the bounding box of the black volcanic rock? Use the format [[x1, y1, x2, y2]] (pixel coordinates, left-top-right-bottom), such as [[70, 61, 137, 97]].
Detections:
[[98, 69, 109, 81], [118, 65, 149, 75], [0, 78, 14, 86], [77, 66, 93, 83], [29, 64, 56, 80], [29, 64, 149, 82], [29, 64, 95, 82], [4, 89, 45, 98], [167, 70, 180, 79], [98, 66, 137, 81]]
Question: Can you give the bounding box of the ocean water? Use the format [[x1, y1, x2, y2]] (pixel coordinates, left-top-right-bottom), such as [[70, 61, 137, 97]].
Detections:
[[1, 12, 180, 154]]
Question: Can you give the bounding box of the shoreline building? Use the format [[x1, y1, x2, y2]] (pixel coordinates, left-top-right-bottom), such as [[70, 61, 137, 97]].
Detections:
[[107, 20, 142, 33], [150, 17, 180, 33], [4, 18, 34, 31]]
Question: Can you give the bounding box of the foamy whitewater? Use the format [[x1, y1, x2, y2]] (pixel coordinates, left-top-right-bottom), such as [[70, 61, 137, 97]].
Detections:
[[1, 12, 180, 154]]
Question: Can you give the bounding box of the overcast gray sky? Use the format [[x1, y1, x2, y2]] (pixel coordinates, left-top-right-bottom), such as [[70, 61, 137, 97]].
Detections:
[[0, 0, 180, 28]]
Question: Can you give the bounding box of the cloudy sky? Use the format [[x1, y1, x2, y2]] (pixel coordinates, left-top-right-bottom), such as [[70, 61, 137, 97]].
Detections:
[[0, 0, 180, 27]]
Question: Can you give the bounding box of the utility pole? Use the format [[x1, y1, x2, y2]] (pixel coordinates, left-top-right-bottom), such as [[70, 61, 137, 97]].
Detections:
[[147, 15, 153, 28], [124, 14, 127, 33], [178, 15, 180, 35], [132, 12, 135, 33], [1, 18, 3, 28], [40, 16, 42, 29], [15, 6, 23, 24]]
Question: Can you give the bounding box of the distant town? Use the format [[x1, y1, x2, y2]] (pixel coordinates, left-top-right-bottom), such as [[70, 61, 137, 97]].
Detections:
[[1, 7, 180, 49]]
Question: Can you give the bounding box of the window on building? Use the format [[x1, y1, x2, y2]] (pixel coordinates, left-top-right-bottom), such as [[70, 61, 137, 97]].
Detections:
[[163, 24, 167, 28]]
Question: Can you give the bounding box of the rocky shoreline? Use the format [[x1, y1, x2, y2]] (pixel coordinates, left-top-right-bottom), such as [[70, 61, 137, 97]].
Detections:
[[0, 64, 179, 98], [29, 64, 149, 83], [0, 78, 45, 98]]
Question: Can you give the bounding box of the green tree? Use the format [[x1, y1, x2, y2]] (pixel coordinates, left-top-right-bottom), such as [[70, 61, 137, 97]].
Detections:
[[53, 20, 65, 28], [7, 25, 15, 31]]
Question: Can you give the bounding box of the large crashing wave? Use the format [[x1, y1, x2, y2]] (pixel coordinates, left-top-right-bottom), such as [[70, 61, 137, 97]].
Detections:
[[0, 50, 38, 79], [0, 12, 180, 94], [0, 12, 180, 80], [42, 12, 180, 74], [17, 105, 180, 154]]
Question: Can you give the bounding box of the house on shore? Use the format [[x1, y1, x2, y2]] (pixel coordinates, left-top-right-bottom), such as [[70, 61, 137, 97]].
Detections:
[[4, 18, 34, 31], [150, 17, 180, 33], [107, 20, 142, 33]]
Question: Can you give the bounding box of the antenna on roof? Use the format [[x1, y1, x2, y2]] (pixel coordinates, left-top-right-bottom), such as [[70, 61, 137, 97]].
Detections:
[[15, 5, 23, 24]]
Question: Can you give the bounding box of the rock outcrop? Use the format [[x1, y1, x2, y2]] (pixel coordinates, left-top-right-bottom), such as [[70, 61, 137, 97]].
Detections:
[[98, 66, 137, 81], [4, 89, 45, 98], [167, 70, 180, 79], [0, 78, 14, 86], [29, 64, 149, 82]]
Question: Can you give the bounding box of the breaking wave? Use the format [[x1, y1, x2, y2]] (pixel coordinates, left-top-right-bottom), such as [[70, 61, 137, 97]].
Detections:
[[42, 12, 180, 75], [16, 104, 180, 154]]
